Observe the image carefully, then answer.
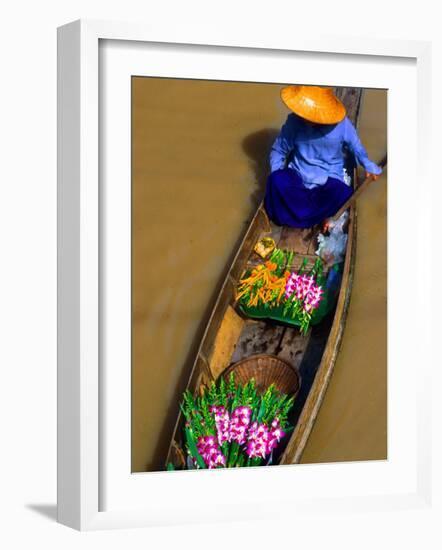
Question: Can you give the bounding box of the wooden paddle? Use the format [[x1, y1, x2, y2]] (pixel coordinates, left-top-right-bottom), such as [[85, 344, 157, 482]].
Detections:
[[329, 153, 388, 222]]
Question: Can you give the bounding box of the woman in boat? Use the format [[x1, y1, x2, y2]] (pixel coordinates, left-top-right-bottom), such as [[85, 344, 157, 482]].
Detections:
[[264, 85, 382, 228]]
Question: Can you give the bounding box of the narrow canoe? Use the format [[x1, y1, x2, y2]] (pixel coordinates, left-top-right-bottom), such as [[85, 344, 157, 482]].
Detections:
[[165, 87, 363, 468]]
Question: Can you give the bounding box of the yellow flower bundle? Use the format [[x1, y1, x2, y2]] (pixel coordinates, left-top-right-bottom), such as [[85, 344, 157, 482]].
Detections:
[[236, 258, 291, 309]]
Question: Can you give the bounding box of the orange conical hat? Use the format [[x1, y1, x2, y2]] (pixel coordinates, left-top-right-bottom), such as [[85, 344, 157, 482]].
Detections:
[[280, 85, 346, 124]]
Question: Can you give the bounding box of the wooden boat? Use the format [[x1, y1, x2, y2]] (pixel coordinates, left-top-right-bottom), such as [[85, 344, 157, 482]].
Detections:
[[165, 87, 363, 468]]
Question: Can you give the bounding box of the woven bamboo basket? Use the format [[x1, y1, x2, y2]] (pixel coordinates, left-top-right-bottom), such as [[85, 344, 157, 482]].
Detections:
[[222, 354, 301, 397]]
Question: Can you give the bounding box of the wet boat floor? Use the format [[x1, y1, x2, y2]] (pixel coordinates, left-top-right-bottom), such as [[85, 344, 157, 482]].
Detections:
[[230, 315, 333, 421]]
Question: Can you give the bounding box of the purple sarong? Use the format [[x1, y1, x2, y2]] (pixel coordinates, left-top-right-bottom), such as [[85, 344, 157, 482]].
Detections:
[[264, 168, 353, 228]]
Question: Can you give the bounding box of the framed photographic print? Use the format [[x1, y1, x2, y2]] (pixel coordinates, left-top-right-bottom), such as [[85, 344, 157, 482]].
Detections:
[[57, 19, 432, 530]]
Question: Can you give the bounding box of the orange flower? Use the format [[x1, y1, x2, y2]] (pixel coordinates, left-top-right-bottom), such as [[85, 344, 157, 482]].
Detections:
[[265, 261, 277, 271]]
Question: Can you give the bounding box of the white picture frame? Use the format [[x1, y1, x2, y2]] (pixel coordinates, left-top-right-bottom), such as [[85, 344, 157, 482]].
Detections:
[[57, 19, 432, 531]]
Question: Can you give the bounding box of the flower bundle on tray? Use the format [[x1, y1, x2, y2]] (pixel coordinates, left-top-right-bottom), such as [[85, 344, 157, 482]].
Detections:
[[236, 247, 325, 334], [283, 267, 325, 334], [235, 248, 293, 309], [180, 374, 295, 469]]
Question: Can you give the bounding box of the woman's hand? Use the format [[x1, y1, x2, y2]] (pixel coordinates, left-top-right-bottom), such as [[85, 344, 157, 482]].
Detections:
[[365, 171, 381, 181], [322, 218, 332, 233]]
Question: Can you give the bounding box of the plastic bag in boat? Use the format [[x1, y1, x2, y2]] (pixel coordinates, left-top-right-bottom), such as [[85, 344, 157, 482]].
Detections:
[[316, 211, 349, 266]]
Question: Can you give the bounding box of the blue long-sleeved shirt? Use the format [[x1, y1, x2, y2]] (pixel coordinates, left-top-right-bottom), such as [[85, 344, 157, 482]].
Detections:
[[270, 114, 382, 188]]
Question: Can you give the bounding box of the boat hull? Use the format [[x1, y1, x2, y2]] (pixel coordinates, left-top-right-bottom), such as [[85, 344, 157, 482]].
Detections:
[[164, 88, 362, 469]]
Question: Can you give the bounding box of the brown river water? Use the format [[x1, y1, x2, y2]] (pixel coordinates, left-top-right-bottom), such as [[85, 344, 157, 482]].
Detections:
[[131, 78, 387, 472]]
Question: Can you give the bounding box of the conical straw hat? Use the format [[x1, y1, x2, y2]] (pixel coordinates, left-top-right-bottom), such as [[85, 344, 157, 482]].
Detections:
[[280, 85, 346, 124]]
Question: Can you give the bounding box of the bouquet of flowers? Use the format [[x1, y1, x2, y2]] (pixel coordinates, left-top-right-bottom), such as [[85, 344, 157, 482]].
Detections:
[[282, 260, 325, 334], [179, 374, 295, 469], [236, 248, 325, 334], [235, 249, 294, 309]]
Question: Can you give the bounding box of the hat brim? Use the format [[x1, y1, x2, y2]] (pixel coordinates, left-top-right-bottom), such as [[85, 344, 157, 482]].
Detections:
[[281, 86, 346, 125]]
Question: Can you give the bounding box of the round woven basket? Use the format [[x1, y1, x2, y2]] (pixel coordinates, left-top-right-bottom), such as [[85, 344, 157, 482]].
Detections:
[[222, 354, 301, 397]]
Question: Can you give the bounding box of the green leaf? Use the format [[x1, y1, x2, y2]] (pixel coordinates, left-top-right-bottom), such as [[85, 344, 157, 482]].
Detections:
[[228, 442, 240, 468], [231, 383, 242, 411], [228, 372, 236, 397], [185, 426, 206, 469], [219, 377, 227, 407], [236, 454, 245, 468], [256, 398, 266, 423], [208, 381, 218, 405]]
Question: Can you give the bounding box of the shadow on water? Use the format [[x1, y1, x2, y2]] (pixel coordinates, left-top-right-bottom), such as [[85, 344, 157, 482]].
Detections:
[[145, 128, 279, 472], [145, 282, 237, 471], [242, 128, 279, 213]]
